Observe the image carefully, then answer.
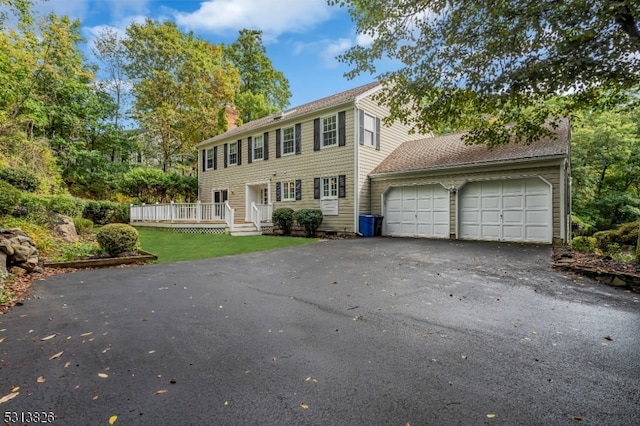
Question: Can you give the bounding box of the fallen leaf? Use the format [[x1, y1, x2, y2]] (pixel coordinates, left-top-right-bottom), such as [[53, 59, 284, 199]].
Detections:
[[92, 395, 99, 401], [155, 389, 169, 395], [37, 376, 46, 383], [49, 351, 64, 360], [98, 373, 109, 378], [148, 350, 156, 354], [80, 332, 92, 337], [64, 362, 71, 368], [41, 334, 57, 341], [224, 400, 229, 406], [604, 336, 612, 341], [0, 337, 5, 343], [109, 415, 117, 424], [486, 413, 496, 419], [0, 391, 19, 404], [330, 281, 337, 285], [300, 402, 309, 410], [102, 347, 110, 354], [169, 377, 177, 384], [572, 415, 583, 421]]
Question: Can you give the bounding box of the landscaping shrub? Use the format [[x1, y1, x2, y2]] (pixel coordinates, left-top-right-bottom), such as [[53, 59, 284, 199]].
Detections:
[[0, 167, 40, 192], [84, 200, 129, 225], [272, 207, 295, 235], [293, 209, 323, 237], [16, 193, 48, 223], [0, 180, 21, 216], [47, 194, 84, 217], [96, 223, 139, 256], [571, 236, 597, 253], [73, 217, 94, 235], [636, 225, 640, 263]]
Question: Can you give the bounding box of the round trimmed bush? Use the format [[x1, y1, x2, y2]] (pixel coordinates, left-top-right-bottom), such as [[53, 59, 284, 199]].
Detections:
[[0, 180, 21, 216], [73, 217, 94, 235], [272, 207, 295, 235], [293, 209, 323, 237], [96, 223, 139, 256]]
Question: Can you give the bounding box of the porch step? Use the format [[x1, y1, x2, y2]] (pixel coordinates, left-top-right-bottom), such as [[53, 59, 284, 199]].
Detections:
[[230, 222, 262, 237]]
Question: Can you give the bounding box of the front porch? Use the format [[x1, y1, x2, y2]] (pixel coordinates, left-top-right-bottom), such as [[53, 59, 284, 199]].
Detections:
[[130, 202, 273, 235]]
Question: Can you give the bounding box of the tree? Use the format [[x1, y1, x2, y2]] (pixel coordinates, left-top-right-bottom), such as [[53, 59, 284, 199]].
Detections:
[[225, 29, 291, 123], [123, 19, 239, 172], [329, 0, 640, 146], [571, 110, 640, 228]]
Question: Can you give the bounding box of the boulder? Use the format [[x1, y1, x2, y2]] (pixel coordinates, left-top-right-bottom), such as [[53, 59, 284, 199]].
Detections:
[[0, 227, 40, 275], [50, 214, 79, 243]]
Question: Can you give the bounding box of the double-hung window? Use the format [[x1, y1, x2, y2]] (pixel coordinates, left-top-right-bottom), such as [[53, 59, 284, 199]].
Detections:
[[281, 180, 295, 201], [321, 115, 337, 147], [228, 141, 238, 166], [252, 135, 264, 161], [363, 113, 377, 147], [282, 126, 295, 155], [205, 148, 214, 169]]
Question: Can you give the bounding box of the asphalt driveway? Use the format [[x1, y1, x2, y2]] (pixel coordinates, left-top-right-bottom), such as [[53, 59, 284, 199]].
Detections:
[[1, 238, 638, 425]]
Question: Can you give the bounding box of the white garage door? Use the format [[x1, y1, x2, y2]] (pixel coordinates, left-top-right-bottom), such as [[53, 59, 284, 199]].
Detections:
[[385, 185, 450, 238], [459, 178, 552, 243]]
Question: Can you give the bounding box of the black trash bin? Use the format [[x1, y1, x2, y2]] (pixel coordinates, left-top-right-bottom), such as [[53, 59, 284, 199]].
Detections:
[[374, 215, 383, 236]]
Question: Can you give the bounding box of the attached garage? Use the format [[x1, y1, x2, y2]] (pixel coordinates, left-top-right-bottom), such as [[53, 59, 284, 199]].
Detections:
[[384, 185, 449, 238], [368, 119, 571, 244], [458, 178, 552, 243]]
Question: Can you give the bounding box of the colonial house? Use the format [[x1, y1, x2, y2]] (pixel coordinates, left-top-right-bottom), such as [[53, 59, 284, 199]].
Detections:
[[132, 82, 571, 244]]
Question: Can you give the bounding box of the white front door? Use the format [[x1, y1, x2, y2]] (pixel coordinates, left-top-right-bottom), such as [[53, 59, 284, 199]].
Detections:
[[385, 185, 450, 238], [458, 178, 552, 243]]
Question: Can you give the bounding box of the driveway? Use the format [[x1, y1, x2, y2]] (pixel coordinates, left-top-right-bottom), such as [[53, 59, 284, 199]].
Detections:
[[1, 238, 638, 425]]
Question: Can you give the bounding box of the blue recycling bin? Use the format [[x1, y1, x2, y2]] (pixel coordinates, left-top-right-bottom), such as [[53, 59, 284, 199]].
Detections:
[[359, 214, 375, 237]]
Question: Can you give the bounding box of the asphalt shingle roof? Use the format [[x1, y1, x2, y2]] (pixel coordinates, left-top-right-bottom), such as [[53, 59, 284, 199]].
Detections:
[[371, 118, 570, 175], [198, 81, 381, 146]]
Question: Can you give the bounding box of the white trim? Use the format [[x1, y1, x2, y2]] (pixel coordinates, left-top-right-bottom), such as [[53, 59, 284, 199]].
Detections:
[[205, 147, 215, 170], [281, 125, 296, 156], [353, 106, 360, 233], [252, 134, 264, 162], [228, 141, 238, 166], [280, 180, 296, 201]]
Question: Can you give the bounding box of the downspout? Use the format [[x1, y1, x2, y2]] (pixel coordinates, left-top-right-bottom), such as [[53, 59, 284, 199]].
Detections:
[[353, 105, 360, 234]]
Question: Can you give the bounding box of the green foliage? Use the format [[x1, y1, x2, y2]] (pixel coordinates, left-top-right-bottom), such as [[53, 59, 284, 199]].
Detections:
[[0, 216, 56, 255], [293, 209, 323, 237], [0, 180, 21, 215], [272, 207, 295, 235], [571, 215, 595, 236], [571, 236, 597, 253], [0, 167, 40, 192], [96, 223, 139, 256], [54, 240, 101, 262], [330, 0, 640, 146], [83, 200, 129, 225], [116, 167, 196, 203], [73, 217, 93, 235], [225, 29, 291, 122], [14, 192, 48, 223], [47, 194, 83, 217]]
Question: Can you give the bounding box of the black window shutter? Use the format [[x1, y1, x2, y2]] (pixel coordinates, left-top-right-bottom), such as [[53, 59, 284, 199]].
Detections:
[[338, 175, 346, 198], [295, 179, 302, 200], [375, 117, 381, 151], [275, 182, 281, 202], [275, 129, 281, 158], [263, 132, 269, 160], [247, 137, 253, 164], [224, 143, 228, 168], [338, 111, 346, 146], [295, 123, 302, 154], [201, 149, 206, 172], [314, 177, 320, 199], [359, 109, 365, 145], [237, 139, 242, 165], [213, 146, 217, 170], [313, 118, 320, 151]]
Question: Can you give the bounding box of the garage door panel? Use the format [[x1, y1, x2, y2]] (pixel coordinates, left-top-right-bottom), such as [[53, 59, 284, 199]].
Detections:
[[384, 185, 450, 238], [459, 178, 551, 243]]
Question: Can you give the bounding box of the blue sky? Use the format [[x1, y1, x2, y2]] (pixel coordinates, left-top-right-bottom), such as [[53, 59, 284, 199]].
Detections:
[[31, 0, 384, 108]]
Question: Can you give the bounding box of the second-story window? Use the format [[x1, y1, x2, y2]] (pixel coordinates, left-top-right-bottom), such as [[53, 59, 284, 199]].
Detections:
[[228, 141, 238, 166], [206, 148, 214, 169], [322, 115, 337, 147], [253, 135, 264, 161], [282, 126, 295, 155]]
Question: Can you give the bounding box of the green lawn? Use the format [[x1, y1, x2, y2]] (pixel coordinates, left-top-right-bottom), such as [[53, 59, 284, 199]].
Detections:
[[136, 229, 319, 263]]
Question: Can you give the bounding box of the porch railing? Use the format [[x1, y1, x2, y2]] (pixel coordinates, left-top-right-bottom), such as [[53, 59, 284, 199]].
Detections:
[[250, 202, 273, 231], [130, 201, 229, 223]]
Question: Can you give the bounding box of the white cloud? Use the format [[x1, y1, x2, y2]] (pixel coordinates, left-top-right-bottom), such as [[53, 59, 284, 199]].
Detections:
[[173, 0, 333, 40], [320, 38, 353, 69]]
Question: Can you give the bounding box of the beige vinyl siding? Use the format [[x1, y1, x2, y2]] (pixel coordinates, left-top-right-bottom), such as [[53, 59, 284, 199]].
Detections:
[[370, 162, 563, 240], [199, 105, 356, 231], [355, 96, 421, 216]]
